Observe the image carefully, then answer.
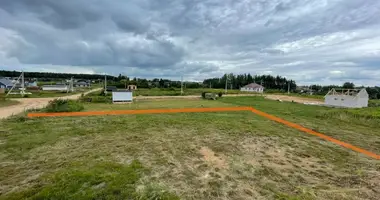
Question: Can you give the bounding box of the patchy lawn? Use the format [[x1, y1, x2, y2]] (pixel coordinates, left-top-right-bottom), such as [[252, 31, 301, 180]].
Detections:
[[0, 99, 19, 108], [0, 97, 379, 200]]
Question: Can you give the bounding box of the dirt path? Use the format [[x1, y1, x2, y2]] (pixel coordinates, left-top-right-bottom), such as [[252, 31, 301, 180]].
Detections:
[[264, 94, 324, 105], [0, 88, 101, 119]]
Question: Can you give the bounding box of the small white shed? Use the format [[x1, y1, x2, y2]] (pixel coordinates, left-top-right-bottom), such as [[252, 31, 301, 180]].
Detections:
[[112, 91, 133, 103], [324, 88, 368, 108]]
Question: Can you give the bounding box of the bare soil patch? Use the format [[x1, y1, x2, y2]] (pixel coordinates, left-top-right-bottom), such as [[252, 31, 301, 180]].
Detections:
[[199, 147, 228, 169], [265, 94, 323, 104], [0, 88, 101, 119]]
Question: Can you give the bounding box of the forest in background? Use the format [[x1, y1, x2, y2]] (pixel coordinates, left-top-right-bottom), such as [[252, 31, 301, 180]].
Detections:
[[1, 70, 380, 99]]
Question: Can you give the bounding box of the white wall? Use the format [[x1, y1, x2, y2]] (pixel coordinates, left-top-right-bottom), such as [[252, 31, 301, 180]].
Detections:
[[112, 92, 133, 102], [324, 95, 368, 108], [42, 86, 68, 91], [240, 87, 264, 93]]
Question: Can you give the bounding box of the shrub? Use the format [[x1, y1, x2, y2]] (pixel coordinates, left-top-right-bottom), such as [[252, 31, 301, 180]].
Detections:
[[205, 93, 217, 100], [45, 99, 84, 112], [368, 101, 380, 107], [99, 89, 107, 96], [218, 92, 223, 97], [201, 92, 206, 99]]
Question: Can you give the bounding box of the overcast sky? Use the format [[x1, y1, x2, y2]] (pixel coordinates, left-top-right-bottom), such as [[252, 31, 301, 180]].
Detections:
[[0, 0, 379, 85]]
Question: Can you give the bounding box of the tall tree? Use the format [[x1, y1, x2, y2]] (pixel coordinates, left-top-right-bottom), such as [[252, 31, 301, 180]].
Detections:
[[342, 82, 355, 89]]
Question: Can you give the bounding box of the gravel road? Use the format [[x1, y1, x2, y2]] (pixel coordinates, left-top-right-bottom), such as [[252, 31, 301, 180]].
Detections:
[[0, 88, 101, 119]]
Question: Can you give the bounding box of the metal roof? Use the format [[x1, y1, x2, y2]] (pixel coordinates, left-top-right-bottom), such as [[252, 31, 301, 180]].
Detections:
[[75, 82, 89, 85], [0, 78, 14, 86], [242, 83, 264, 89]]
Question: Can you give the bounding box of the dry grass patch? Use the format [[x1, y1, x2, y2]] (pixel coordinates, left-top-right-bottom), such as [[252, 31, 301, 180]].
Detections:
[[1, 97, 380, 199]]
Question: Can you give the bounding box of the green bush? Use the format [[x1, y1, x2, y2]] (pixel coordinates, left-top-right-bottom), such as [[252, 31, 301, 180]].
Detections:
[[218, 92, 223, 97], [45, 99, 84, 112], [368, 101, 380, 107], [201, 92, 206, 99], [205, 93, 217, 100], [98, 89, 107, 96]]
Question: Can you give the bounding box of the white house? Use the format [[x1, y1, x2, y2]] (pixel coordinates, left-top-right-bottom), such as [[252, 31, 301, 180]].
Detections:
[[240, 83, 264, 93], [324, 88, 368, 108], [0, 78, 14, 89]]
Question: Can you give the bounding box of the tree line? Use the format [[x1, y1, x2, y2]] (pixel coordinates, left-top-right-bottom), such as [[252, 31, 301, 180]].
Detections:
[[203, 74, 297, 91], [2, 70, 379, 98], [308, 82, 380, 99], [1, 70, 296, 90], [0, 70, 114, 81]]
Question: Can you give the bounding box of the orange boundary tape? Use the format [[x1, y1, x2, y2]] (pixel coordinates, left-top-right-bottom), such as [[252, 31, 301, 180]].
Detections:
[[249, 107, 380, 160], [27, 106, 380, 160]]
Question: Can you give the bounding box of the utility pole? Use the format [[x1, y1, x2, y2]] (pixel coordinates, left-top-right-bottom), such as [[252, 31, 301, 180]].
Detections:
[[21, 71, 24, 89], [21, 71, 25, 97], [181, 65, 185, 95], [104, 73, 107, 94], [181, 75, 183, 95], [225, 74, 228, 94]]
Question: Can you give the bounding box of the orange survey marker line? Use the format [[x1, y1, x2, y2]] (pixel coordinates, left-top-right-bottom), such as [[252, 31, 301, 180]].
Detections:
[[249, 107, 380, 160], [27, 106, 379, 159], [27, 107, 252, 118]]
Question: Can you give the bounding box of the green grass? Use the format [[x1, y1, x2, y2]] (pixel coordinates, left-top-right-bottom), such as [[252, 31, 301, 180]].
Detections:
[[0, 99, 19, 108], [1, 97, 379, 200], [133, 88, 246, 96], [83, 98, 233, 111]]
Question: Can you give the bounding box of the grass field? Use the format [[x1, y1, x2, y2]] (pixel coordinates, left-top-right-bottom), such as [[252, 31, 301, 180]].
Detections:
[[133, 88, 245, 96], [1, 97, 379, 199], [0, 99, 19, 108]]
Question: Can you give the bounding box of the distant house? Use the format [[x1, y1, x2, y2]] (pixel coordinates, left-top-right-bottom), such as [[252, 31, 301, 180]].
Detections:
[[324, 88, 368, 108], [26, 81, 38, 87], [75, 82, 90, 87], [42, 84, 68, 91], [0, 78, 14, 89], [127, 85, 137, 90], [240, 83, 264, 93]]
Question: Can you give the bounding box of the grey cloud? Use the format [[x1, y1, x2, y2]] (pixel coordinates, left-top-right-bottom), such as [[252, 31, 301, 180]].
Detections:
[[0, 0, 380, 85]]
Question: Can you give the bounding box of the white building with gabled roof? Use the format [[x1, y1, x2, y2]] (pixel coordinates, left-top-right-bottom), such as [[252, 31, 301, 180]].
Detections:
[[240, 83, 264, 93], [324, 88, 368, 108]]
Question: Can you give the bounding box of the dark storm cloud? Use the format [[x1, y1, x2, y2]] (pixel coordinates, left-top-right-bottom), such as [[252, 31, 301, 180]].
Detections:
[[0, 0, 380, 84]]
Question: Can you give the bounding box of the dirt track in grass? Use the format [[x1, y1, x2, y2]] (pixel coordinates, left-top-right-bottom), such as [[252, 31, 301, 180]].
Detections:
[[0, 88, 101, 119]]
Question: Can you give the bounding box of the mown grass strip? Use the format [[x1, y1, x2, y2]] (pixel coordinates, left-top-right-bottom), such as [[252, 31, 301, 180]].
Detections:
[[27, 105, 380, 160], [249, 107, 380, 160], [27, 107, 252, 117]]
